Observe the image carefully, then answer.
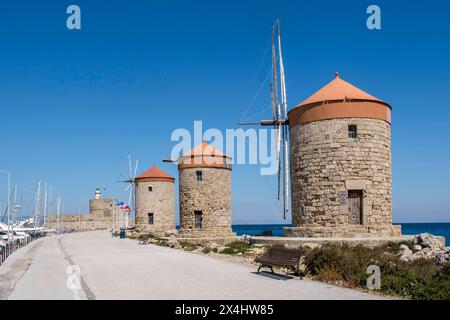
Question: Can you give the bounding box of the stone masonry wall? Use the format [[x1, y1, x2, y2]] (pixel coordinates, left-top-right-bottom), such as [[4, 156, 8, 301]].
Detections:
[[178, 167, 234, 238], [45, 198, 128, 231], [45, 214, 119, 231], [286, 118, 400, 237], [135, 181, 175, 236], [89, 199, 114, 218]]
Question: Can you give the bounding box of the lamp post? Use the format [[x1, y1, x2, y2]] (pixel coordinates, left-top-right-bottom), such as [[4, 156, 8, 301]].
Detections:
[[0, 170, 11, 251]]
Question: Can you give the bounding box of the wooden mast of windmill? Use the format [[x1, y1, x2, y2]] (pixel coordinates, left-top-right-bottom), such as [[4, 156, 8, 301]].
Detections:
[[239, 19, 290, 219]]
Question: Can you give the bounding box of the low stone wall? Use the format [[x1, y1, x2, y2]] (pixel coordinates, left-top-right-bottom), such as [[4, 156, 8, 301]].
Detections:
[[45, 214, 127, 231], [169, 235, 240, 246], [249, 235, 416, 248], [284, 225, 402, 238]]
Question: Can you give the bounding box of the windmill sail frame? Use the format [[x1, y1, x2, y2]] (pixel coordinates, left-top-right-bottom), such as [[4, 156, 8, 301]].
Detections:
[[238, 19, 290, 219]]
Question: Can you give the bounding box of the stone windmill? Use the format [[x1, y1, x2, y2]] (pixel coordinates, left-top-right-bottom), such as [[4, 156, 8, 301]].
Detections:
[[134, 165, 175, 236], [240, 20, 401, 238], [165, 142, 235, 239]]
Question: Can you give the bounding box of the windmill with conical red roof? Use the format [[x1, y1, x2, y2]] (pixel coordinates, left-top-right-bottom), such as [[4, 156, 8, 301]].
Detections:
[[239, 20, 400, 238], [164, 141, 235, 239], [134, 165, 175, 235]]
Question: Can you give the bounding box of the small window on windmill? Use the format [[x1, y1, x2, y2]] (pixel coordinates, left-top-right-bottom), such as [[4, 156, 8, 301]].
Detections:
[[196, 171, 203, 182], [194, 211, 203, 229], [148, 186, 153, 192], [348, 125, 357, 138], [148, 213, 154, 225]]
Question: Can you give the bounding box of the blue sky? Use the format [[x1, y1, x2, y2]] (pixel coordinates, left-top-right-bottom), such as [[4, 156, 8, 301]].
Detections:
[[0, 0, 449, 223]]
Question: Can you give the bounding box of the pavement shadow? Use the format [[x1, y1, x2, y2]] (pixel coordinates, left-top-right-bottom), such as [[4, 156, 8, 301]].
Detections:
[[251, 271, 295, 281]]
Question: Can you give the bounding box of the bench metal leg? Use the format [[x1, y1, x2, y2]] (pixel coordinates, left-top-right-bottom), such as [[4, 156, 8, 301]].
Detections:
[[257, 265, 275, 274], [294, 267, 303, 280]]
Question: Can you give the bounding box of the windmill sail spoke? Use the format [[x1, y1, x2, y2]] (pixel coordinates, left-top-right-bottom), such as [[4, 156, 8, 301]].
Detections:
[[271, 19, 290, 217], [277, 19, 288, 119], [133, 160, 139, 179], [270, 83, 276, 121], [271, 26, 279, 121], [128, 154, 132, 179], [128, 188, 132, 208], [285, 132, 290, 217]]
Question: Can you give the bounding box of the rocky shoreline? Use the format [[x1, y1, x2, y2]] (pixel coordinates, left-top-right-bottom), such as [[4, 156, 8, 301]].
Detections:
[[399, 233, 450, 264]]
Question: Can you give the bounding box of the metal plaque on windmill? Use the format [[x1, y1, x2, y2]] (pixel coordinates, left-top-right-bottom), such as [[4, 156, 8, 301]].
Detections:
[[339, 190, 348, 206]]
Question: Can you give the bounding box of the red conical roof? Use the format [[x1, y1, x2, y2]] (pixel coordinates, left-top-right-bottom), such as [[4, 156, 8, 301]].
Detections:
[[288, 73, 391, 126], [178, 142, 231, 170], [181, 141, 228, 158], [135, 165, 174, 183], [296, 73, 386, 108]]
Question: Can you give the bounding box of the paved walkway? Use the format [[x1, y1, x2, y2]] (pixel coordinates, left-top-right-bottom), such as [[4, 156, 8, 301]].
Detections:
[[0, 231, 387, 300]]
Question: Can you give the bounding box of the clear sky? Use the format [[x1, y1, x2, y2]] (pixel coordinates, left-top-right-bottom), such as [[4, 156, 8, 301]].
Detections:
[[0, 0, 449, 224]]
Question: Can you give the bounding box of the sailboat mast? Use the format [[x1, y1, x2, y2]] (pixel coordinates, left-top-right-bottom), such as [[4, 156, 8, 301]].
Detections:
[[49, 185, 53, 216], [13, 184, 17, 225], [43, 182, 48, 226], [57, 194, 61, 229], [34, 180, 41, 232]]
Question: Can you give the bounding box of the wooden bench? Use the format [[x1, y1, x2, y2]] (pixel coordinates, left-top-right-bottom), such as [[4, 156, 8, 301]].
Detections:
[[255, 247, 304, 278]]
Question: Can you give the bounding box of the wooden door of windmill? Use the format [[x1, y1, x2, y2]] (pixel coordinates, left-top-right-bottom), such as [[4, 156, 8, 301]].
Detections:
[[348, 190, 363, 225]]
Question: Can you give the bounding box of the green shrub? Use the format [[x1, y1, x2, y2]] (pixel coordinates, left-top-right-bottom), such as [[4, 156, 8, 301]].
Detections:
[[203, 247, 212, 254], [179, 241, 198, 251], [220, 247, 236, 255], [377, 240, 414, 253], [304, 243, 450, 299], [219, 241, 251, 255], [154, 239, 168, 247]]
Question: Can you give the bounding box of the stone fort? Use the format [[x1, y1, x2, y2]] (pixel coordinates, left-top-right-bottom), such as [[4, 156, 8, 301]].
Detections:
[[45, 188, 128, 231]]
